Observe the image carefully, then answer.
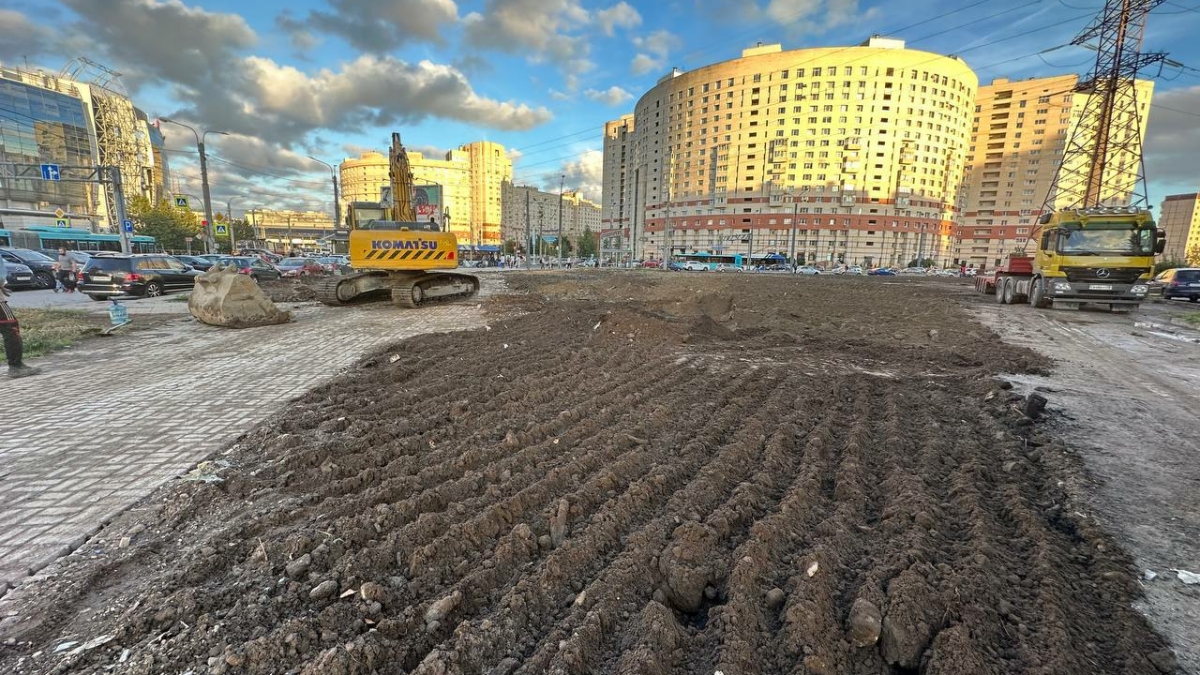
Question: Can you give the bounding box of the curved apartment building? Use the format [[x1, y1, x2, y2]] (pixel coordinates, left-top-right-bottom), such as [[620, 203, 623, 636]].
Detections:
[[601, 37, 978, 268]]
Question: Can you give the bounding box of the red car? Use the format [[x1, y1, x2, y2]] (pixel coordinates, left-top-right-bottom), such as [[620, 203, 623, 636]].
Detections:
[[643, 259, 662, 268], [276, 257, 327, 278]]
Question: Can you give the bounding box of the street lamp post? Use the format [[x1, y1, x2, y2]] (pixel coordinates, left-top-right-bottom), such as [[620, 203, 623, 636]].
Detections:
[[161, 118, 228, 254], [226, 196, 241, 254], [557, 175, 565, 263], [307, 156, 341, 229]]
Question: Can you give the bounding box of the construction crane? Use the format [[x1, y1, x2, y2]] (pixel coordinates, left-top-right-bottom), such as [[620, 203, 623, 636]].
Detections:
[[984, 0, 1167, 311]]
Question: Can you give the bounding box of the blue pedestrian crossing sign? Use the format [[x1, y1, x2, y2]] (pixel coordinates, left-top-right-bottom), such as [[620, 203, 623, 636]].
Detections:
[[174, 195, 189, 209], [122, 219, 134, 233], [40, 164, 60, 181], [215, 224, 227, 235], [55, 218, 69, 228]]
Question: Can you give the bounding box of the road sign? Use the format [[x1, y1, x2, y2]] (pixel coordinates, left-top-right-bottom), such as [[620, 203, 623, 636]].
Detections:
[[54, 207, 65, 219], [40, 164, 60, 181], [184, 237, 193, 243], [174, 195, 189, 209], [122, 219, 134, 234], [55, 218, 69, 228], [215, 224, 227, 235]]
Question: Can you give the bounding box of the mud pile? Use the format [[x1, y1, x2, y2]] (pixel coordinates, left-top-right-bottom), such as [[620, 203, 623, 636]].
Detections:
[[0, 273, 1173, 675]]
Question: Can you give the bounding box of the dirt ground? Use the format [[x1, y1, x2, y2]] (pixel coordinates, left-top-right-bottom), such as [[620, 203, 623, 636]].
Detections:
[[0, 272, 1179, 674], [970, 295, 1200, 675]]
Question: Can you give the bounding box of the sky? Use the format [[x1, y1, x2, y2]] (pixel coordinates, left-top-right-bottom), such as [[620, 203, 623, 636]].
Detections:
[[0, 0, 1198, 219]]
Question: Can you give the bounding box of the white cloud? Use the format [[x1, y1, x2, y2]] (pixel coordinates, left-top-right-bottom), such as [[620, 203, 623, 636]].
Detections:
[[556, 149, 604, 202], [239, 55, 553, 134], [463, 0, 593, 83], [1144, 86, 1200, 197], [631, 29, 679, 76], [595, 1, 642, 36], [290, 0, 459, 52], [585, 86, 634, 106], [0, 9, 56, 60]]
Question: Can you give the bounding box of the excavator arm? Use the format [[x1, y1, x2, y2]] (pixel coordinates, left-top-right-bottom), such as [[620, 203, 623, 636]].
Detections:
[[389, 132, 417, 222]]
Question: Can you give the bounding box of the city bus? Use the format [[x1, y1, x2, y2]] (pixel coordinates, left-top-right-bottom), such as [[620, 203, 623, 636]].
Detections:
[[673, 252, 750, 270], [10, 225, 157, 254], [673, 252, 788, 270]]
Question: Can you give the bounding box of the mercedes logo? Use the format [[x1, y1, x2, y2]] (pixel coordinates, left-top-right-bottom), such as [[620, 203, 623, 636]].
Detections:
[[1096, 268, 1111, 278]]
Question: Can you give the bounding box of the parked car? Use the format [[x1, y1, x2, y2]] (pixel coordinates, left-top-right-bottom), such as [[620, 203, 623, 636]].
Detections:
[[795, 266, 822, 275], [666, 261, 685, 271], [683, 261, 709, 271], [276, 257, 328, 278], [175, 254, 215, 271], [868, 268, 897, 276], [0, 247, 58, 289], [3, 261, 36, 290], [1152, 268, 1200, 302], [79, 254, 201, 300], [643, 259, 662, 269], [239, 248, 283, 264], [715, 263, 744, 272], [214, 256, 283, 282], [899, 267, 928, 275], [315, 256, 350, 274]]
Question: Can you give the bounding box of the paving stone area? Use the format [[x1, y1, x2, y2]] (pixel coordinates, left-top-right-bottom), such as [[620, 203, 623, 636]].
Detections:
[[0, 281, 500, 591]]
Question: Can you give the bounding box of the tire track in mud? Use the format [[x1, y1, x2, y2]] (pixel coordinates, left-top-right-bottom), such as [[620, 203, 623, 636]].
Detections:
[[0, 275, 1174, 675]]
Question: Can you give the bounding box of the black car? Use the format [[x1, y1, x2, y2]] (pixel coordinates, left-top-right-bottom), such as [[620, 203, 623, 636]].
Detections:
[[3, 261, 36, 289], [213, 256, 282, 282], [79, 254, 201, 300], [0, 247, 58, 289], [1153, 267, 1200, 302], [175, 254, 215, 271]]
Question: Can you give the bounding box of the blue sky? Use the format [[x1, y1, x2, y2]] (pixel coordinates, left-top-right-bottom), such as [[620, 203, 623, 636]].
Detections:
[[1, 0, 1198, 216]]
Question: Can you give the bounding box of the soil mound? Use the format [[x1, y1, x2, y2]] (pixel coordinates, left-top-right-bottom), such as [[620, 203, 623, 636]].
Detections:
[[0, 272, 1168, 675]]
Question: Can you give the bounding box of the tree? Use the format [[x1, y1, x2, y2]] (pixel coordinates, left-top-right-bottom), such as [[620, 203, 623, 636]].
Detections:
[[1155, 259, 1189, 274], [1187, 243, 1200, 267], [577, 227, 598, 259], [129, 196, 202, 252], [503, 240, 516, 255]]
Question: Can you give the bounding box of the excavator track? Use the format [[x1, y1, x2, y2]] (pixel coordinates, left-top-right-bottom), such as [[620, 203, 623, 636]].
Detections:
[[315, 274, 363, 306], [391, 272, 480, 308]]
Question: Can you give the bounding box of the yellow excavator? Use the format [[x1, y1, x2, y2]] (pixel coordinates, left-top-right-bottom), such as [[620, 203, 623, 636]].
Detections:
[[316, 132, 479, 308]]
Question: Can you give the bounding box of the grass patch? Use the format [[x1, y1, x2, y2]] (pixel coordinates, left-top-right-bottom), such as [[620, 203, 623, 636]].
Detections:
[[0, 308, 106, 359], [1183, 312, 1200, 327], [167, 294, 191, 303]]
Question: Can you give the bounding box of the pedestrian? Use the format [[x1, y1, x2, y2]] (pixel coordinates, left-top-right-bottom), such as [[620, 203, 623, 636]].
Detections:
[[1, 253, 42, 378], [55, 248, 77, 293]]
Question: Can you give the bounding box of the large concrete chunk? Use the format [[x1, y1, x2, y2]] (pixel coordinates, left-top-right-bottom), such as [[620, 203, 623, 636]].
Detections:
[[189, 265, 292, 328]]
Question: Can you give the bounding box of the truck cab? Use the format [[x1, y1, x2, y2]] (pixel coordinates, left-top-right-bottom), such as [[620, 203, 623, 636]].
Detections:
[[1031, 207, 1164, 308]]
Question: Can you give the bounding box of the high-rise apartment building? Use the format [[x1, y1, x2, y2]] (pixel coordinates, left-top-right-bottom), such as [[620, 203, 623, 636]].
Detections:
[[954, 75, 1154, 269], [0, 63, 163, 232], [501, 182, 601, 251], [338, 141, 511, 246], [600, 38, 977, 267], [1158, 193, 1200, 262], [601, 114, 635, 230]]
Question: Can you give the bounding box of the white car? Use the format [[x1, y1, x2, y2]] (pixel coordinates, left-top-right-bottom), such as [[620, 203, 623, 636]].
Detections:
[[715, 263, 744, 272], [796, 266, 822, 275], [683, 261, 710, 271]]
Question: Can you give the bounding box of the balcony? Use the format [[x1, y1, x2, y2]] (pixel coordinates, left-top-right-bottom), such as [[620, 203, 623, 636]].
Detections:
[[842, 162, 861, 173], [845, 137, 862, 150]]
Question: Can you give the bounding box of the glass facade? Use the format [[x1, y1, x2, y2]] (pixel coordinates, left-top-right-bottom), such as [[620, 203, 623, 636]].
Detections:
[[0, 79, 94, 213]]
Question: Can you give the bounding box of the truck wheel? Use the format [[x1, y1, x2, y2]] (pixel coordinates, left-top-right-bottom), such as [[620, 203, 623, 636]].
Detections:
[[1030, 278, 1050, 309], [1003, 278, 1017, 305], [995, 278, 1008, 304]]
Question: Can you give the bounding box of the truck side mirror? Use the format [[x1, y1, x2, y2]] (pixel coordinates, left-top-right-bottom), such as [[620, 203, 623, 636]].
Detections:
[[1155, 231, 1166, 254]]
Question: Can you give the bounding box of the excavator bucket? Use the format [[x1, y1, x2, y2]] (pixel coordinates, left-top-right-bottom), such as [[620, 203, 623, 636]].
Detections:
[[188, 264, 292, 328]]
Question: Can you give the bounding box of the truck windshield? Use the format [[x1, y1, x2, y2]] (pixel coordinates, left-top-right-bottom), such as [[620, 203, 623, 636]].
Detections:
[[1057, 227, 1154, 256]]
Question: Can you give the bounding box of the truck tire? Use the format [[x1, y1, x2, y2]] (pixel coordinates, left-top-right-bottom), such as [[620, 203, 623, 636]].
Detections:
[[1030, 277, 1050, 309], [995, 278, 1008, 304], [1003, 278, 1017, 305]]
